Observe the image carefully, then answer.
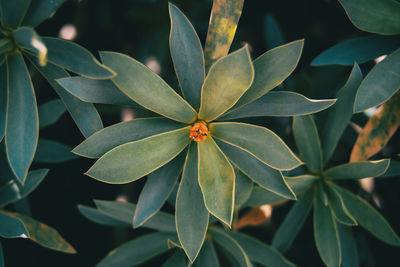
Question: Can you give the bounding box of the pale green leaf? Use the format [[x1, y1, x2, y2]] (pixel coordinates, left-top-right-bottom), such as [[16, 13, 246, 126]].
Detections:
[[324, 159, 390, 180]]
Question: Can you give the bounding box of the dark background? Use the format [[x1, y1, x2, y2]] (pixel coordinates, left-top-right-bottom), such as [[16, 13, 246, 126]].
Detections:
[[3, 0, 400, 266]]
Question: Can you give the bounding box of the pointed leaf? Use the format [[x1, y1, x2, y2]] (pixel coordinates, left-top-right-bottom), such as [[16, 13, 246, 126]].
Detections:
[[0, 63, 6, 143], [0, 181, 21, 206], [96, 232, 175, 267], [176, 144, 209, 262], [325, 159, 390, 180], [215, 139, 295, 199], [337, 223, 359, 267], [0, 0, 31, 28], [339, 0, 400, 35], [27, 55, 103, 138], [334, 185, 400, 246], [34, 139, 78, 163], [230, 231, 296, 267], [22, 0, 66, 27], [313, 192, 341, 267], [77, 204, 131, 227], [134, 151, 185, 228], [293, 115, 322, 172], [5, 52, 38, 183], [198, 47, 254, 121], [211, 122, 302, 170], [74, 118, 184, 158], [244, 187, 286, 206], [325, 185, 357, 226], [285, 175, 319, 195], [38, 99, 66, 128], [0, 211, 28, 238], [204, 0, 244, 71], [162, 250, 187, 267], [233, 40, 304, 109], [322, 64, 362, 163], [57, 77, 140, 107], [221, 91, 335, 120], [18, 169, 48, 198], [169, 3, 204, 109], [272, 189, 313, 253], [198, 137, 234, 226], [311, 35, 400, 66], [99, 51, 197, 123], [195, 240, 220, 267], [209, 228, 252, 267], [234, 170, 253, 208], [354, 47, 400, 112], [86, 127, 190, 184]]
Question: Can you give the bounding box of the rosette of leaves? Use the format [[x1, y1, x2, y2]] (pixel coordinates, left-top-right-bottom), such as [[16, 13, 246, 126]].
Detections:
[[244, 64, 400, 267], [78, 197, 296, 267], [0, 150, 75, 265], [0, 0, 114, 185], [61, 3, 334, 262]]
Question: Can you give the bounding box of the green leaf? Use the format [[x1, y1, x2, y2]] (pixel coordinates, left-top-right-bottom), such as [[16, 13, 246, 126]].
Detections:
[[264, 14, 285, 49], [354, 47, 400, 112], [317, 181, 329, 206], [233, 40, 304, 109], [0, 181, 21, 206], [0, 64, 6, 143], [284, 175, 319, 195], [324, 159, 390, 180], [337, 223, 359, 267], [77, 205, 130, 227], [230, 231, 296, 267], [195, 240, 220, 267], [96, 232, 174, 267], [134, 151, 185, 228], [162, 250, 187, 267], [220, 91, 335, 120], [198, 137, 234, 226], [38, 99, 66, 128], [39, 37, 115, 79], [73, 118, 184, 158], [56, 77, 139, 107], [313, 192, 341, 267], [272, 189, 313, 253], [34, 139, 78, 163], [311, 35, 400, 66], [0, 0, 31, 28], [99, 51, 197, 123], [325, 185, 357, 226], [334, 185, 400, 246], [5, 52, 38, 183], [293, 115, 322, 172], [198, 47, 254, 122], [211, 122, 302, 170], [11, 212, 76, 253], [176, 143, 209, 262], [22, 0, 66, 27], [86, 127, 191, 184], [0, 211, 28, 238], [322, 64, 363, 163], [339, 0, 400, 35], [27, 55, 103, 138], [169, 3, 204, 110], [13, 27, 47, 66], [234, 170, 253, 208], [209, 228, 252, 267], [18, 169, 48, 198], [380, 159, 400, 177], [215, 139, 295, 199]]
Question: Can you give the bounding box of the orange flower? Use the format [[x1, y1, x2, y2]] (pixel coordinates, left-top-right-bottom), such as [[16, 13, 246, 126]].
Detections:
[[189, 122, 208, 142]]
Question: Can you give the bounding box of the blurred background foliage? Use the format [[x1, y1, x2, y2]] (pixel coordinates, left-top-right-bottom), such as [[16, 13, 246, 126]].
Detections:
[[5, 0, 399, 266]]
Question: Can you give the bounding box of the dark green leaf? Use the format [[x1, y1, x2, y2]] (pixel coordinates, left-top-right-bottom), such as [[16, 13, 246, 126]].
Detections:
[[38, 99, 66, 128], [134, 151, 185, 227], [77, 204, 130, 227], [0, 62, 7, 142], [86, 127, 190, 184], [324, 159, 390, 180], [162, 250, 187, 267], [264, 14, 285, 49], [322, 64, 362, 163], [220, 91, 335, 120], [96, 232, 174, 267], [169, 3, 204, 109], [5, 52, 38, 183], [272, 189, 313, 253], [334, 185, 400, 246], [339, 0, 400, 35], [0, 211, 28, 238], [0, 181, 21, 206], [337, 223, 359, 267], [325, 184, 357, 226], [73, 118, 184, 159], [195, 240, 220, 267], [234, 171, 253, 208], [0, 0, 31, 28], [18, 169, 48, 198], [211, 122, 302, 170], [34, 139, 78, 163], [99, 51, 197, 123], [380, 160, 400, 177], [284, 175, 319, 195], [22, 0, 66, 27], [14, 27, 47, 66], [311, 35, 400, 66], [354, 47, 400, 112]]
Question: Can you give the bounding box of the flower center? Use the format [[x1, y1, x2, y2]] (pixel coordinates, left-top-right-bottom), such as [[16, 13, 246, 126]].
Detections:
[[189, 122, 208, 142]]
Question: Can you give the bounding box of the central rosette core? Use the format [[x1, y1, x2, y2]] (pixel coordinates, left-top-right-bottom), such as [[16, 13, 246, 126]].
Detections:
[[189, 122, 208, 142]]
